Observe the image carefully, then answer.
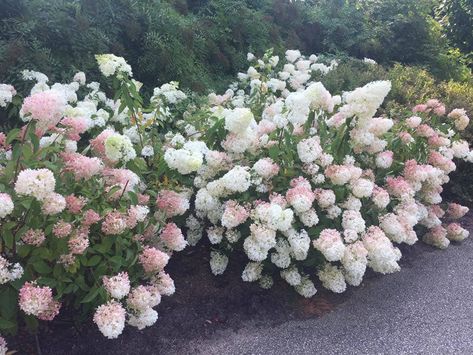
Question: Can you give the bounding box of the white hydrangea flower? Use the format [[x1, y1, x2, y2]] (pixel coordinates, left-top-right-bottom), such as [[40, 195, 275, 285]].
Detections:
[[210, 251, 229, 275], [317, 264, 346, 293], [104, 133, 136, 163], [242, 262, 263, 282]]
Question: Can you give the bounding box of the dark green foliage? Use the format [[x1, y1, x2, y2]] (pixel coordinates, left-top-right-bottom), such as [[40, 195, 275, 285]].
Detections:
[[437, 0, 473, 57], [0, 0, 471, 96]]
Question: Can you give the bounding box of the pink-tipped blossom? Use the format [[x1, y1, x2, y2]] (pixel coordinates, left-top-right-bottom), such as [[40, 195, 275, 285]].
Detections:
[[60, 116, 88, 141], [19, 282, 61, 321], [103, 272, 131, 300], [139, 247, 170, 273], [221, 200, 249, 229], [155, 190, 189, 218], [20, 90, 66, 134], [160, 223, 187, 251], [101, 211, 127, 235], [93, 301, 126, 339], [65, 194, 87, 213], [61, 152, 103, 180], [83, 209, 101, 226], [52, 220, 72, 238], [0, 193, 14, 218], [21, 229, 45, 246]]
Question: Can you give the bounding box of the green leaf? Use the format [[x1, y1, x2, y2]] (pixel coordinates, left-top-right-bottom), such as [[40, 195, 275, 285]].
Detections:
[[0, 317, 16, 330], [2, 229, 14, 249], [80, 287, 100, 304], [6, 128, 20, 144], [37, 277, 57, 288], [0, 287, 18, 320], [22, 143, 33, 161], [110, 255, 123, 266], [86, 255, 102, 267], [94, 237, 114, 254], [32, 260, 52, 274], [127, 191, 139, 205], [24, 314, 39, 332]]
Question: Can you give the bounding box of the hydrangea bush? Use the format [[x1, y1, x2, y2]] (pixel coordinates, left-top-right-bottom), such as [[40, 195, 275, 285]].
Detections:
[[0, 60, 192, 345], [161, 49, 472, 296], [0, 49, 471, 350]]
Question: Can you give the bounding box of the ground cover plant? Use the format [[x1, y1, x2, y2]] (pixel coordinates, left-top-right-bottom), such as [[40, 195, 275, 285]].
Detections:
[[0, 49, 472, 353]]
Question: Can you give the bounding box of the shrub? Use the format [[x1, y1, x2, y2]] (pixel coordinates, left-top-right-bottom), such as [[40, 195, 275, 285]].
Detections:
[[160, 50, 472, 297], [0, 49, 472, 349], [0, 63, 191, 341]]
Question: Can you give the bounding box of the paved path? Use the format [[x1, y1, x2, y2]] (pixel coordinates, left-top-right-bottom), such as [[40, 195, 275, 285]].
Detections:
[[175, 218, 473, 355]]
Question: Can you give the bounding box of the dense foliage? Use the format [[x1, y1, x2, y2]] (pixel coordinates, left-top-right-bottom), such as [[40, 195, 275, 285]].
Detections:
[[0, 0, 471, 95], [437, 0, 473, 57]]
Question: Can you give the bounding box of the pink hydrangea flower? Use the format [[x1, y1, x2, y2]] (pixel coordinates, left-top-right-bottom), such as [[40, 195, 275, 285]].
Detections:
[[428, 151, 456, 173], [83, 209, 101, 226], [90, 128, 114, 161], [68, 228, 89, 254], [406, 116, 422, 128], [52, 220, 72, 238], [126, 205, 149, 229], [138, 193, 150, 205], [314, 188, 336, 208], [313, 229, 345, 261], [447, 203, 469, 219], [139, 247, 170, 273], [269, 193, 287, 207], [155, 190, 189, 217], [0, 193, 14, 218], [126, 285, 161, 312], [152, 271, 175, 296], [372, 186, 390, 209], [61, 152, 103, 180], [103, 272, 130, 300], [375, 151, 393, 169], [415, 124, 436, 138], [65, 194, 87, 213], [160, 223, 187, 251], [445, 223, 469, 242], [21, 229, 45, 246], [60, 117, 88, 141], [221, 200, 249, 229], [41, 192, 66, 215], [423, 225, 449, 249], [0, 335, 7, 354], [102, 168, 140, 199], [325, 164, 353, 185], [286, 183, 315, 213], [412, 104, 428, 113], [19, 282, 61, 321], [93, 301, 126, 339], [426, 99, 446, 116], [252, 158, 280, 179], [398, 131, 414, 144], [101, 211, 127, 235], [386, 176, 414, 199], [20, 90, 66, 135]]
